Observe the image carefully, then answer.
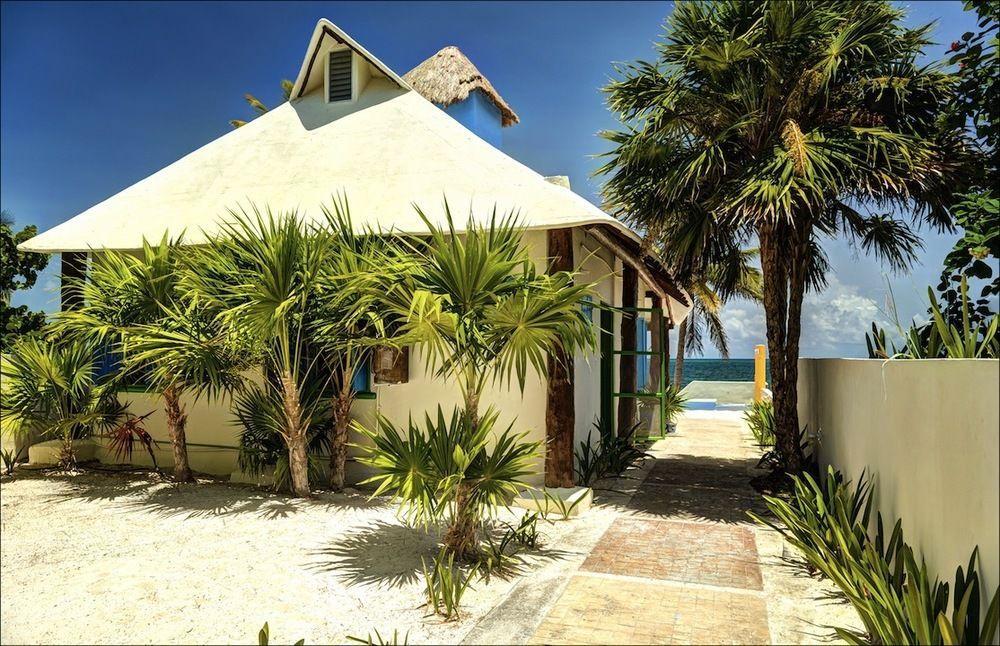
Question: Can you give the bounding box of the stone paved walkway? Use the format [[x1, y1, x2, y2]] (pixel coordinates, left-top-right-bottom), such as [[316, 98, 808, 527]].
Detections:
[[526, 410, 859, 645]]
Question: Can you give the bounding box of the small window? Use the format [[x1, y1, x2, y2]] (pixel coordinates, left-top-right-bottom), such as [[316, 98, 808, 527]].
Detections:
[[328, 49, 353, 102]]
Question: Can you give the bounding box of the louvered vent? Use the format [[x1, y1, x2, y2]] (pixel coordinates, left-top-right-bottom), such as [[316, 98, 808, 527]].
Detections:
[[328, 49, 353, 102]]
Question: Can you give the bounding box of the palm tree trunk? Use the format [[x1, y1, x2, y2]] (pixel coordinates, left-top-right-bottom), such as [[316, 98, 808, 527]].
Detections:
[[544, 228, 575, 487], [758, 224, 799, 474], [673, 318, 688, 390], [328, 383, 353, 491], [280, 371, 310, 497], [163, 384, 193, 482], [443, 481, 478, 560]]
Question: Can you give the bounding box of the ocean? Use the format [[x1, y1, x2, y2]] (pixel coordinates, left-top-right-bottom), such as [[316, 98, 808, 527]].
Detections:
[[668, 358, 765, 388]]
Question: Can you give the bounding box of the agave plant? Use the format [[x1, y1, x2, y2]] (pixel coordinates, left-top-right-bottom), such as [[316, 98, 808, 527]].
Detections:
[[355, 406, 539, 560], [0, 336, 127, 468], [744, 399, 776, 448]]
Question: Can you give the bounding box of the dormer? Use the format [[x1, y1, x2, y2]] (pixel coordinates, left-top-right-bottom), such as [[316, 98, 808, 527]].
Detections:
[[403, 46, 519, 149], [290, 19, 408, 103]]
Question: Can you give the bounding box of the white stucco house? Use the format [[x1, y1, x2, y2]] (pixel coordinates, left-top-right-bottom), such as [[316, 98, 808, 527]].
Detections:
[[17, 20, 689, 483]]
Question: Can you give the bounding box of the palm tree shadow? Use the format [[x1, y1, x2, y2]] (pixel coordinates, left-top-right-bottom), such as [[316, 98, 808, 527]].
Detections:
[[307, 520, 440, 588], [39, 468, 385, 520]]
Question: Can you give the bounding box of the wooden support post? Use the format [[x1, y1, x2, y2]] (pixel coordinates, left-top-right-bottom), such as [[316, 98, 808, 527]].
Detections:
[[545, 228, 575, 487], [617, 265, 637, 436], [60, 252, 87, 311]]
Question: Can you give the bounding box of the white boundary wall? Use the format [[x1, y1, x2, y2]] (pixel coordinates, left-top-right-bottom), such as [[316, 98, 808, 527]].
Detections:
[[797, 358, 1000, 599]]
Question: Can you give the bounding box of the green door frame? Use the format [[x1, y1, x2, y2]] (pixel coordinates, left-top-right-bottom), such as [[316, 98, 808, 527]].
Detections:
[[606, 304, 668, 438]]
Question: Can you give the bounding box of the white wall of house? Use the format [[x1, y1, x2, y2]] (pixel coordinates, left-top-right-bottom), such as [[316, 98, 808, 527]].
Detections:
[[797, 358, 1000, 601]]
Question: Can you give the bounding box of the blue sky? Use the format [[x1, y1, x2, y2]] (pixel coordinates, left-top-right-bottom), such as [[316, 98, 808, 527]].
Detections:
[[1, 1, 991, 357]]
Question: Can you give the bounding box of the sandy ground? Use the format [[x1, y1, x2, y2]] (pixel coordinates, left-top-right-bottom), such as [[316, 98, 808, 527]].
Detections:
[[1, 411, 862, 645], [0, 467, 618, 645]]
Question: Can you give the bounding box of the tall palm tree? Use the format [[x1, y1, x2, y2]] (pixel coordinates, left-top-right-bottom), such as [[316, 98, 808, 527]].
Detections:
[[600, 1, 970, 473], [357, 204, 596, 557], [56, 237, 247, 482], [229, 80, 294, 128]]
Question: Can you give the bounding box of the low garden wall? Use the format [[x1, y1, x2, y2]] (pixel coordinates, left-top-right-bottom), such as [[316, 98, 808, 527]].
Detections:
[[797, 358, 999, 598]]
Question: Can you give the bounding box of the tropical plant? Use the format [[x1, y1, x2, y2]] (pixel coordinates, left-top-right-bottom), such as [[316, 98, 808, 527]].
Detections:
[[181, 208, 335, 497], [745, 399, 776, 448], [309, 199, 408, 490], [232, 380, 331, 492], [105, 410, 159, 472], [0, 210, 49, 352], [356, 406, 539, 560], [661, 384, 688, 427], [0, 336, 127, 468], [600, 1, 973, 474], [751, 467, 1000, 644], [56, 237, 248, 481], [574, 420, 650, 485], [357, 205, 595, 554], [421, 546, 473, 621], [1, 446, 22, 476], [230, 79, 294, 128], [866, 276, 997, 358], [346, 629, 409, 645]]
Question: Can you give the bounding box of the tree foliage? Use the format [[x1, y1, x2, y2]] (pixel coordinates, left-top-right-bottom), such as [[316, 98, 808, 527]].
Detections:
[[599, 1, 973, 473], [1, 210, 49, 352]]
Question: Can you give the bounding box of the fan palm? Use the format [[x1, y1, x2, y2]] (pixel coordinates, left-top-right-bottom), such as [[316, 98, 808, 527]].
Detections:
[[355, 203, 596, 557], [56, 237, 247, 482], [309, 199, 407, 490], [181, 207, 334, 497], [229, 79, 294, 128], [600, 1, 971, 473], [1, 336, 127, 468]]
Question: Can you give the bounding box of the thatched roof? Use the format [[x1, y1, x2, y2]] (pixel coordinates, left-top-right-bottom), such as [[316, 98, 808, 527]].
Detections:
[[403, 46, 519, 127]]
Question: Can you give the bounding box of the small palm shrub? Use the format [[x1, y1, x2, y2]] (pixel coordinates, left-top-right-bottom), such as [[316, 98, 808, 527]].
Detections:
[[662, 384, 688, 426], [355, 406, 539, 560], [422, 547, 473, 621], [751, 468, 1000, 644], [745, 400, 776, 447], [347, 629, 409, 645], [1, 336, 128, 468], [1, 446, 21, 476]]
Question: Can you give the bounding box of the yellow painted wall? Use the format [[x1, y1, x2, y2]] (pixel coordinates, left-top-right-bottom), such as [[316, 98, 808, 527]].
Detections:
[[798, 358, 1000, 604]]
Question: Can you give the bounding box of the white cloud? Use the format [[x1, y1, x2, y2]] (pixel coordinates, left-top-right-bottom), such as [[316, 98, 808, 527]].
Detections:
[[712, 276, 885, 358]]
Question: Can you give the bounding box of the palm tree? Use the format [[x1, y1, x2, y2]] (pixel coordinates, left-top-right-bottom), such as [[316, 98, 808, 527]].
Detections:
[[1, 336, 127, 468], [309, 199, 407, 491], [181, 208, 333, 497], [229, 80, 293, 128], [56, 237, 247, 482], [599, 1, 969, 473], [356, 204, 596, 557]]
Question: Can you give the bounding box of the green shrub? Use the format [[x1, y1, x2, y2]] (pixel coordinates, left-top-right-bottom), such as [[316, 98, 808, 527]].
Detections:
[[573, 420, 649, 486], [355, 406, 539, 560], [751, 468, 1000, 644], [744, 399, 775, 447]]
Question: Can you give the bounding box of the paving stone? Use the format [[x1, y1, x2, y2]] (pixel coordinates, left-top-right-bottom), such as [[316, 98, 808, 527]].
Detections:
[[581, 517, 764, 591], [531, 574, 771, 645]]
